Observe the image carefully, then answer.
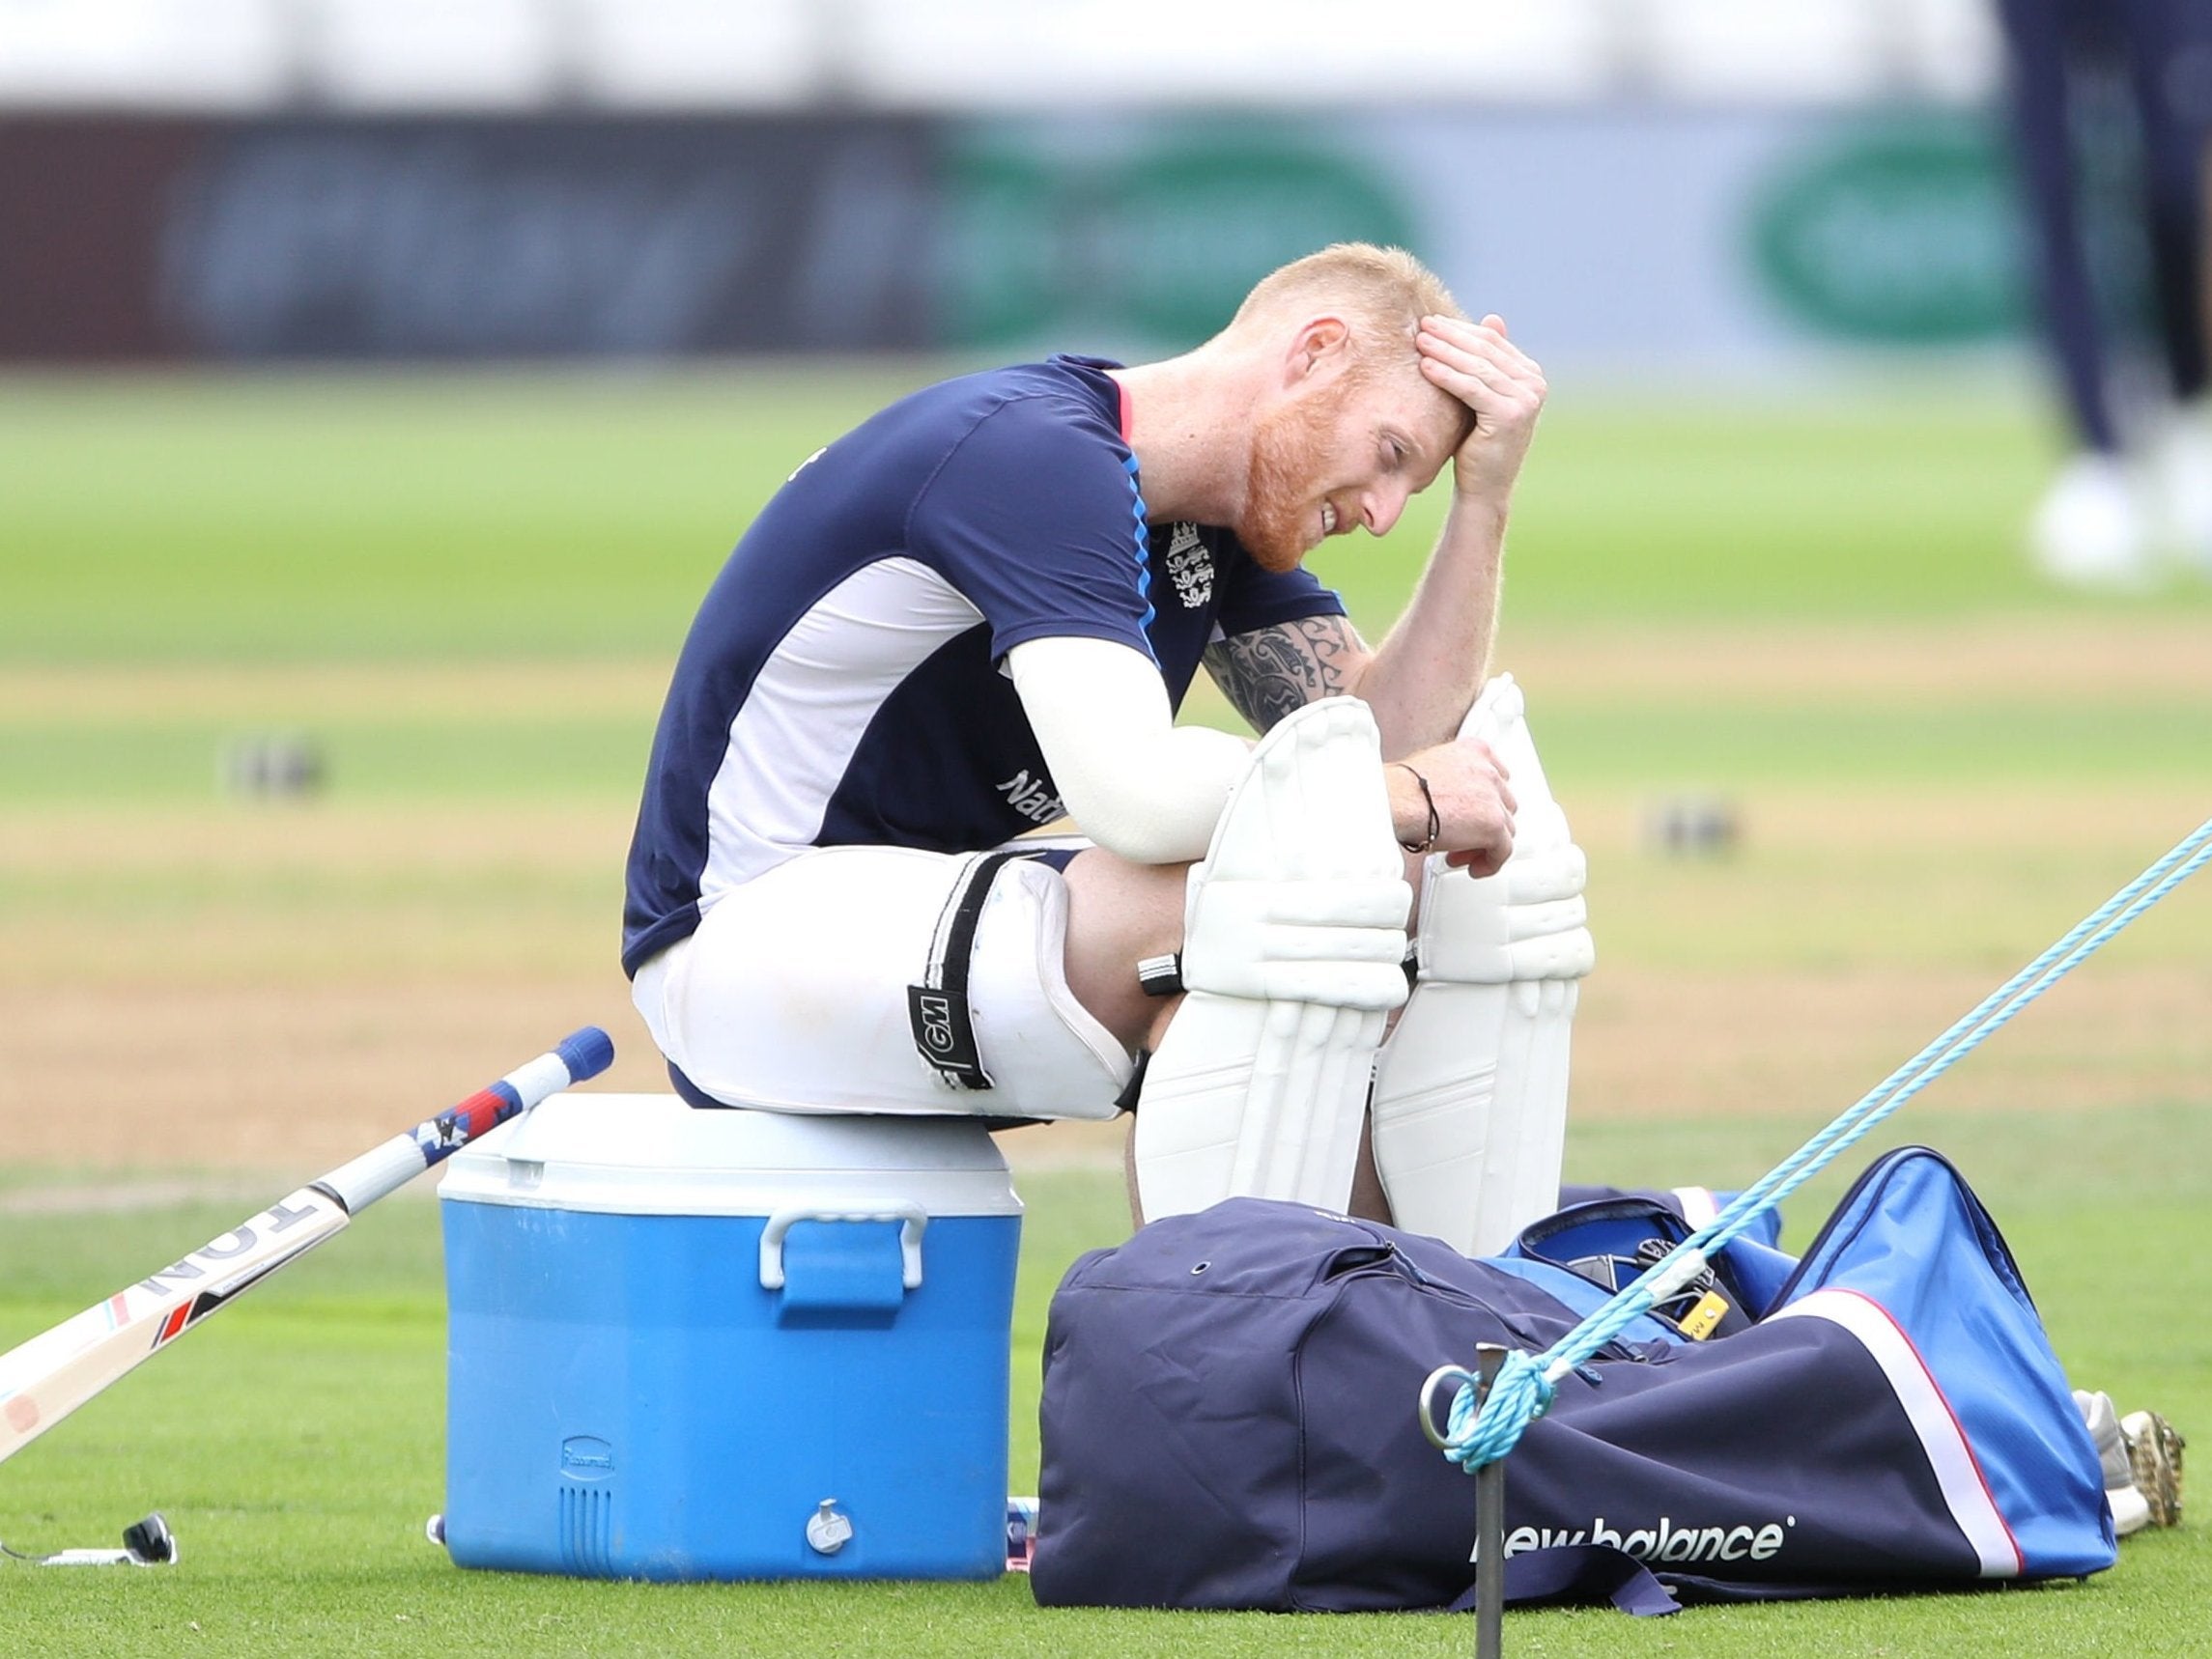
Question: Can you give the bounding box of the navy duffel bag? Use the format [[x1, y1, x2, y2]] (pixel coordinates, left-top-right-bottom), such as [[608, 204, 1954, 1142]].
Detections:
[[1031, 1149, 2113, 1613]]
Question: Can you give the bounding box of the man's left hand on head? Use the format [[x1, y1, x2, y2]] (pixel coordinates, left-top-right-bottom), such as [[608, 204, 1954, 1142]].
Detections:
[[1415, 313, 1546, 508]]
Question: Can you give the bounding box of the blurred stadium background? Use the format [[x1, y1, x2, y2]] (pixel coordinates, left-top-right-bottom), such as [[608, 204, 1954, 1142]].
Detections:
[[1, 8, 2207, 1653], [0, 0, 2003, 110], [0, 0, 2058, 372]]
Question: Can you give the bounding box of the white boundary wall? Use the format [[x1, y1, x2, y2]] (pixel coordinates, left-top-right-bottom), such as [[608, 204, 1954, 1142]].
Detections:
[[0, 0, 2002, 113]]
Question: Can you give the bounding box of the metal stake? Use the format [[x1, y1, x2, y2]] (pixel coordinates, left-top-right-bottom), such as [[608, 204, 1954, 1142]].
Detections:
[[1474, 1343, 1507, 1659]]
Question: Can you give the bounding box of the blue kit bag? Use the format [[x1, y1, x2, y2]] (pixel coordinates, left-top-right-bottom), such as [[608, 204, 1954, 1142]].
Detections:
[[1031, 1147, 2115, 1613]]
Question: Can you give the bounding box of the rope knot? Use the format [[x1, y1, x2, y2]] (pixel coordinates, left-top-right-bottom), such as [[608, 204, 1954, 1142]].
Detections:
[[1442, 1351, 1554, 1472]]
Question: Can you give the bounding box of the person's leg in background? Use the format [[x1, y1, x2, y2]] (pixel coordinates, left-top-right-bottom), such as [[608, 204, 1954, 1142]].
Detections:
[[2121, 0, 2212, 570], [1997, 0, 2154, 584]]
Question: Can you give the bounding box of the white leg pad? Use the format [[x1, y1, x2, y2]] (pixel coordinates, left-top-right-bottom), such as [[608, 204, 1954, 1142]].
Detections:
[[1133, 697, 1411, 1220], [1371, 675, 1594, 1256]]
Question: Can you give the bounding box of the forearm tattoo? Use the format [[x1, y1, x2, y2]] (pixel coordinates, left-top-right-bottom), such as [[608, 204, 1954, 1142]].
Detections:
[[1202, 616, 1366, 733]]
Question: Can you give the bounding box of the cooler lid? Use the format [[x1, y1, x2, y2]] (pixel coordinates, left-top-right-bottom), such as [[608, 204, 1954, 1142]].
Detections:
[[438, 1092, 1023, 1218]]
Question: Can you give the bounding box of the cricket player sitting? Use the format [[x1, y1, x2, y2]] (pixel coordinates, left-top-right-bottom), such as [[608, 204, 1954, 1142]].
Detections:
[[622, 242, 1590, 1254]]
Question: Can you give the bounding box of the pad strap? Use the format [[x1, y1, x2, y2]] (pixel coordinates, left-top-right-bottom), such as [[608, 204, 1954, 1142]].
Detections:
[[907, 849, 1026, 1090], [1136, 953, 1184, 998]]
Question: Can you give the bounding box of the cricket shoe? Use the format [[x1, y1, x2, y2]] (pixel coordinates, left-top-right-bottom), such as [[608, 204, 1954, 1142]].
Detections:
[[2122, 1409, 2185, 1530]]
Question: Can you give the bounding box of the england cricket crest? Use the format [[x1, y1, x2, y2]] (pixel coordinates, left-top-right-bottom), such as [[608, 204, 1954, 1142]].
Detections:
[[1163, 522, 1212, 608]]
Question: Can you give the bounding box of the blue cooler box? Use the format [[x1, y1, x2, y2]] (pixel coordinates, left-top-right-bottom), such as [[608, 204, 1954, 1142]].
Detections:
[[439, 1093, 1023, 1581]]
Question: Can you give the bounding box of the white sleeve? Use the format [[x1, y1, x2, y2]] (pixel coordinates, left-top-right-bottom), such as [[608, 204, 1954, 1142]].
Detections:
[[1007, 636, 1251, 865]]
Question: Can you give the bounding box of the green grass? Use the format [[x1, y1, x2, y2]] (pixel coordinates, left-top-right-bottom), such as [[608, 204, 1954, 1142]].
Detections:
[[0, 368, 929, 665], [0, 1107, 2203, 1658], [6, 369, 2204, 812], [0, 719, 659, 804], [4, 370, 2204, 674], [1473, 392, 2078, 622], [6, 370, 2204, 817], [6, 695, 2207, 808]]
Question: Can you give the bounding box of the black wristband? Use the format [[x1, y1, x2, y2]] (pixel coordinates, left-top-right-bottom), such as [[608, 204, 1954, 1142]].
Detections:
[[1393, 763, 1440, 856]]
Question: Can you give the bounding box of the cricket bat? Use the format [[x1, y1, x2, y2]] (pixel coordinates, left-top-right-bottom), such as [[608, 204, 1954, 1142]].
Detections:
[[0, 1026, 614, 1466]]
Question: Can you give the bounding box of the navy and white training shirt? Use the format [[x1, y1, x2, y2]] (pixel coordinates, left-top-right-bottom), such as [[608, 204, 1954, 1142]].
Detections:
[[621, 354, 1347, 978]]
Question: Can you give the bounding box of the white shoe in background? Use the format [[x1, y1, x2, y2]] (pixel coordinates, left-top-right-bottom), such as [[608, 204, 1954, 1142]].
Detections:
[[2151, 404, 2212, 576], [2076, 1390, 2150, 1536], [2028, 453, 2157, 590]]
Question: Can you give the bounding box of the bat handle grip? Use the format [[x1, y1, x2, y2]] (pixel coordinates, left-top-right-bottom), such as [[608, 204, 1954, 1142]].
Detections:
[[553, 1026, 616, 1085]]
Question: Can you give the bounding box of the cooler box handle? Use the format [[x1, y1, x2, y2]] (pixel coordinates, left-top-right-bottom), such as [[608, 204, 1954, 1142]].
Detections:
[[758, 1204, 929, 1291]]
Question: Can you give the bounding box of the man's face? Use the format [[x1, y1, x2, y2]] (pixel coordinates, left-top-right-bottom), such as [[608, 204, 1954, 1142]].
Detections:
[[1236, 351, 1466, 574]]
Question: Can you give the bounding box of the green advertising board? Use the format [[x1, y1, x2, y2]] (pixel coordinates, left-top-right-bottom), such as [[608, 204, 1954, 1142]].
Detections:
[[1748, 117, 2030, 344], [939, 125, 1418, 349]]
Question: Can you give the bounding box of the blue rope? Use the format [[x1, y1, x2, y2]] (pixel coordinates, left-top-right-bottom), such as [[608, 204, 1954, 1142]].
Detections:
[[1435, 815, 2212, 1475]]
